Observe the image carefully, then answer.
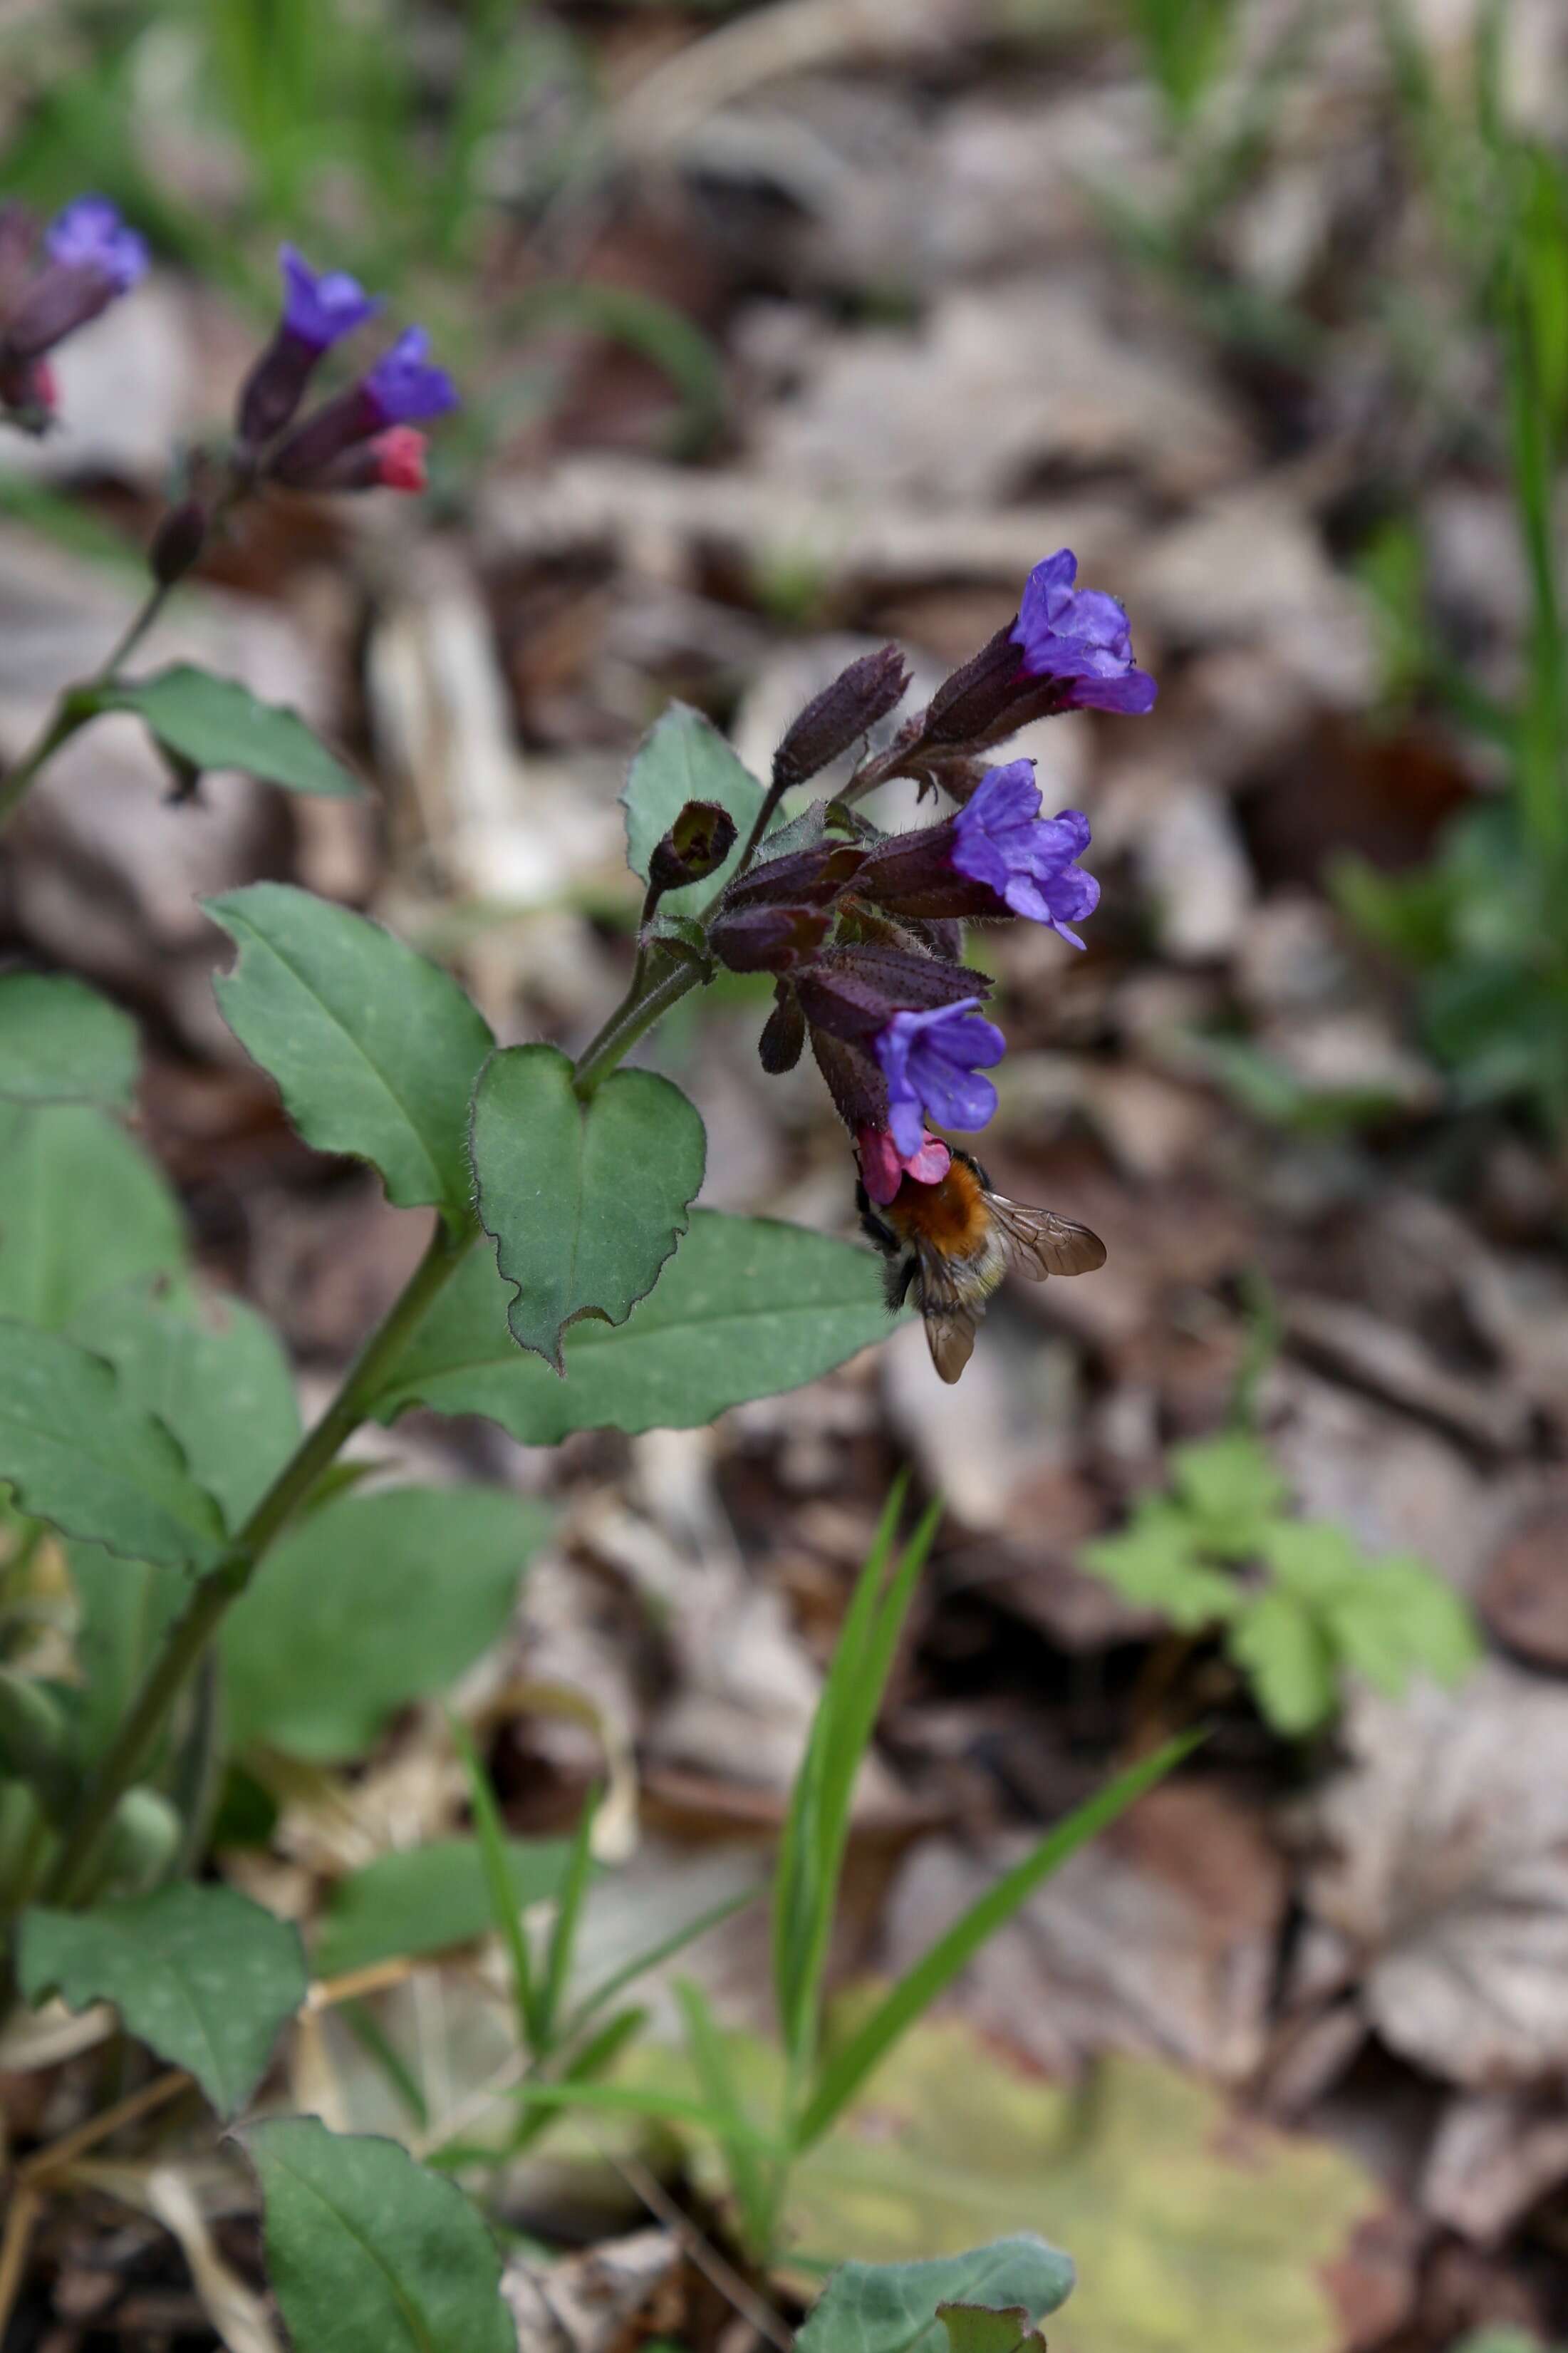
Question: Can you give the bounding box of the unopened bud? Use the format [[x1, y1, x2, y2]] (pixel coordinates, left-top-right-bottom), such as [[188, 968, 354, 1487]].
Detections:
[[150, 498, 209, 587], [794, 942, 988, 1043], [0, 353, 56, 435], [710, 902, 828, 974], [649, 800, 738, 894], [724, 841, 865, 910], [759, 982, 806, 1074], [772, 646, 911, 792]]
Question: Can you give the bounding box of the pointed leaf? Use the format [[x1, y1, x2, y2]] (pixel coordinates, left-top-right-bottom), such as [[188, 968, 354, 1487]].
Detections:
[[470, 1044, 705, 1370], [222, 1486, 547, 1760], [242, 2116, 516, 2353], [95, 664, 361, 797], [796, 2240, 1074, 2353], [622, 703, 764, 920], [17, 1883, 306, 2114], [0, 1103, 185, 1329], [368, 1209, 892, 1440], [0, 973, 138, 1107], [75, 1280, 301, 1531], [206, 884, 494, 1228], [0, 1320, 224, 1566]]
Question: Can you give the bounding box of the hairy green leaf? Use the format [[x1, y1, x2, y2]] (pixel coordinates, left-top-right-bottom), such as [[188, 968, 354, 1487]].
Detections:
[[1078, 1500, 1240, 1630], [206, 884, 494, 1228], [939, 2302, 1044, 2353], [18, 1883, 305, 2114], [76, 1281, 301, 1531], [0, 973, 138, 1107], [369, 1209, 892, 1441], [0, 1103, 185, 1329], [223, 1486, 546, 1760], [243, 2116, 516, 2353], [470, 1044, 705, 1370], [622, 704, 764, 919], [797, 2238, 1074, 2353], [1227, 1587, 1337, 1735], [95, 665, 360, 797], [0, 1321, 224, 1567], [315, 1837, 575, 1979]]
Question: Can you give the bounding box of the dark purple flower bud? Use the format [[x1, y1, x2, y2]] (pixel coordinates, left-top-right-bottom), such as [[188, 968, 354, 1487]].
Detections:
[[794, 943, 988, 1045], [1, 195, 147, 363], [773, 646, 912, 790], [724, 841, 866, 909], [874, 998, 1006, 1157], [1011, 549, 1156, 715], [150, 498, 209, 587], [650, 800, 739, 895], [923, 624, 1032, 750], [810, 1028, 889, 1136], [759, 983, 806, 1074], [710, 903, 829, 974], [950, 762, 1099, 947], [363, 327, 460, 426], [237, 246, 382, 448], [0, 353, 56, 435], [0, 202, 37, 313]]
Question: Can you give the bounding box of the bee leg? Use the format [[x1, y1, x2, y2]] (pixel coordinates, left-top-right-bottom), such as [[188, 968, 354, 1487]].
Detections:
[[858, 1201, 900, 1255], [884, 1254, 917, 1310]]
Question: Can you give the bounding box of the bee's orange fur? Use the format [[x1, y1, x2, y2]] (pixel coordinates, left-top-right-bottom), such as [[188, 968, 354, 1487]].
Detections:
[[882, 1157, 992, 1258]]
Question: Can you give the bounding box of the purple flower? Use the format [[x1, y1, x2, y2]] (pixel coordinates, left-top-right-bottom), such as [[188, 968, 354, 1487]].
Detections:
[[1011, 549, 1156, 716], [951, 760, 1101, 948], [44, 196, 147, 295], [279, 245, 380, 350], [875, 998, 1006, 1158], [364, 327, 460, 426]]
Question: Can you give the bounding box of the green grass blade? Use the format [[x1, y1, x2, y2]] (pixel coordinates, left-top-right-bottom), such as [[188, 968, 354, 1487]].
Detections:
[[539, 1783, 600, 2052], [505, 2074, 784, 2155], [794, 1729, 1203, 2151], [772, 1477, 909, 2057], [676, 1977, 774, 2254], [784, 1494, 943, 2086], [506, 2003, 649, 2158], [564, 1885, 762, 2039], [450, 1712, 544, 2054]]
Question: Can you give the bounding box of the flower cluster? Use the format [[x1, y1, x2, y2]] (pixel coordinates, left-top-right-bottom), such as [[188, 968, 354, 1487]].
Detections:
[[0, 196, 147, 433], [668, 552, 1153, 1196]]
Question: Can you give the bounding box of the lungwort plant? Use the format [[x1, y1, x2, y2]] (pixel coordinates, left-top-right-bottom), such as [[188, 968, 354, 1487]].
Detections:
[[0, 219, 1178, 2346]]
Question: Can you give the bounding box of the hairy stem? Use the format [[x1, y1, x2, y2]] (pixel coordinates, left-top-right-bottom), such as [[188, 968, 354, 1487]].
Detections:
[[30, 938, 707, 1919], [36, 1217, 472, 1908], [0, 576, 174, 839]]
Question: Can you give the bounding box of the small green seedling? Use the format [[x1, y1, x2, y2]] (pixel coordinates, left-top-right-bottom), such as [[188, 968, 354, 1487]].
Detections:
[[1081, 1433, 1480, 1735]]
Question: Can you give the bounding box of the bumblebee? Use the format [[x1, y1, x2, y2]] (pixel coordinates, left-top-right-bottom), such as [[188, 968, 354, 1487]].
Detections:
[[857, 1147, 1106, 1383]]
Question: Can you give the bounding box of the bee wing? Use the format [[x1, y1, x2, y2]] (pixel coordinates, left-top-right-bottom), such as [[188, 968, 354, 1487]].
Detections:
[[914, 1243, 981, 1384], [987, 1194, 1106, 1281]]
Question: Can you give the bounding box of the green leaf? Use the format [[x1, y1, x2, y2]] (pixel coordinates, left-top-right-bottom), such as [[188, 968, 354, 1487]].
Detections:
[[0, 1103, 185, 1329], [315, 1837, 575, 1979], [205, 884, 494, 1229], [1227, 1588, 1338, 1735], [622, 703, 764, 920], [0, 1320, 224, 1567], [0, 973, 137, 1107], [68, 1546, 185, 1767], [1263, 1524, 1481, 1699], [795, 1734, 1198, 2149], [17, 1883, 306, 2114], [1169, 1434, 1289, 1556], [223, 1486, 547, 1761], [369, 1209, 893, 1441], [94, 665, 361, 797], [470, 1044, 705, 1371], [1078, 1502, 1240, 1630], [795, 2239, 1074, 2353], [75, 1281, 301, 1531], [938, 2305, 1042, 2353], [243, 2115, 516, 2353]]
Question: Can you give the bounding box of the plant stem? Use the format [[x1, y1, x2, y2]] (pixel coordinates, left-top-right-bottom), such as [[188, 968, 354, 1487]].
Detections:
[[30, 933, 706, 1919], [36, 1218, 472, 1908], [0, 576, 174, 839], [572, 951, 704, 1098]]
